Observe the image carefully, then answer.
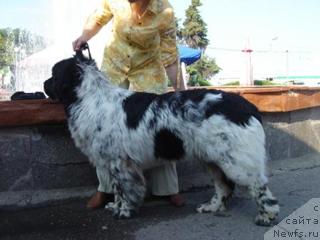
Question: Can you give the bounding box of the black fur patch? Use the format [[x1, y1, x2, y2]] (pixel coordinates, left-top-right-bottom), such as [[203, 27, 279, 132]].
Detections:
[[122, 89, 261, 129], [157, 90, 204, 113], [154, 129, 185, 160], [122, 92, 158, 129], [204, 90, 262, 126], [156, 89, 262, 126]]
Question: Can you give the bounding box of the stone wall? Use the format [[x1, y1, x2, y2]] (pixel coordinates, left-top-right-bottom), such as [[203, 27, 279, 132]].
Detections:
[[264, 108, 320, 161], [1, 107, 319, 209]]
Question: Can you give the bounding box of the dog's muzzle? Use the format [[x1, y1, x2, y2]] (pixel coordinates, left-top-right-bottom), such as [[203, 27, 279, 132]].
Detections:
[[44, 78, 58, 100]]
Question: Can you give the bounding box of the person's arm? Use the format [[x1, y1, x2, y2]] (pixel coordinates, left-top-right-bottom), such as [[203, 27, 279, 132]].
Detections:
[[159, 7, 187, 91], [73, 0, 113, 50], [165, 61, 186, 91], [73, 17, 104, 50]]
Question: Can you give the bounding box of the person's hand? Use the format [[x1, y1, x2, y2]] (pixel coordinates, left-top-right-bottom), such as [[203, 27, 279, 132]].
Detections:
[[72, 36, 88, 51]]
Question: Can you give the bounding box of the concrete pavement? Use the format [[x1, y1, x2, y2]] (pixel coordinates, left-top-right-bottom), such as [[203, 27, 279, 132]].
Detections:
[[1, 153, 320, 240]]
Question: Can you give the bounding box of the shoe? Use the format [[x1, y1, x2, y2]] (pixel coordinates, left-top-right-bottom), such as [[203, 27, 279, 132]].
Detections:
[[168, 193, 185, 207], [86, 191, 114, 210]]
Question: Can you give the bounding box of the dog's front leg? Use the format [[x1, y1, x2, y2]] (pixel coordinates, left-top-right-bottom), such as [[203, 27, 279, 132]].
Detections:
[[108, 158, 146, 219], [105, 181, 122, 217]]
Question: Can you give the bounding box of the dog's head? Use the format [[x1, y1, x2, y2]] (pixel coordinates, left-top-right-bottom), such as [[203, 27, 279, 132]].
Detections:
[[44, 53, 94, 105]]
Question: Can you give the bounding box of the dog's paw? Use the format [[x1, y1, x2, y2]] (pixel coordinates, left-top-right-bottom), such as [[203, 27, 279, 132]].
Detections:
[[105, 201, 120, 216], [196, 202, 225, 213], [255, 204, 279, 226], [254, 213, 277, 227], [105, 201, 117, 210], [113, 209, 137, 220]]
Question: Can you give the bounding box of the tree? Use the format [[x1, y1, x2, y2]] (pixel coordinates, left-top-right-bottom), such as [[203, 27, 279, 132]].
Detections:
[[0, 28, 15, 68], [187, 56, 221, 86], [182, 0, 209, 50], [188, 55, 220, 80], [175, 17, 184, 45], [11, 28, 47, 56], [180, 0, 221, 86], [0, 28, 47, 69]]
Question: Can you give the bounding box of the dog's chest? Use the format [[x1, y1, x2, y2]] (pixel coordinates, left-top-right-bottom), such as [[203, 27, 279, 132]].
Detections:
[[67, 104, 126, 163], [69, 122, 95, 155]]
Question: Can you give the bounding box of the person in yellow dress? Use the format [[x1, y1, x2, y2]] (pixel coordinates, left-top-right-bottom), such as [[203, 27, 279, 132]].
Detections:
[[73, 0, 186, 209]]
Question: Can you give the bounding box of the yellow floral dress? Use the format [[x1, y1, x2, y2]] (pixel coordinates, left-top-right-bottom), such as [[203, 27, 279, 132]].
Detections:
[[92, 0, 178, 94]]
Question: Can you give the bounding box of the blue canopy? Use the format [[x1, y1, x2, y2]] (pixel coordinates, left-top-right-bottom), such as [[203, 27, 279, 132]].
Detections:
[[178, 45, 202, 65]]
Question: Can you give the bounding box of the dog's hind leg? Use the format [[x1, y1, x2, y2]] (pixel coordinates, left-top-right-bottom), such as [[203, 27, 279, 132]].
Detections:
[[248, 181, 279, 226], [217, 158, 279, 226], [108, 158, 146, 219], [197, 163, 234, 213]]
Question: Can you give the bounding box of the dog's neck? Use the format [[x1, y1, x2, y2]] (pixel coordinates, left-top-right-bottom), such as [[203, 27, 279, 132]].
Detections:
[[67, 62, 129, 110]]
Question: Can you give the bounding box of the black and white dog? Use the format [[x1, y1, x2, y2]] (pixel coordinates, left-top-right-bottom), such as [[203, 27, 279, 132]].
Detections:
[[44, 52, 279, 226]]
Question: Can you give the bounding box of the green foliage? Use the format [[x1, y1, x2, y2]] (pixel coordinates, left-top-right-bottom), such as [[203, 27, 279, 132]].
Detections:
[[254, 80, 278, 86], [188, 55, 220, 80], [0, 28, 47, 69], [175, 17, 184, 44], [0, 28, 15, 68], [222, 80, 279, 86], [186, 55, 220, 86], [12, 28, 47, 56], [223, 81, 240, 86], [187, 68, 211, 86], [182, 0, 209, 50]]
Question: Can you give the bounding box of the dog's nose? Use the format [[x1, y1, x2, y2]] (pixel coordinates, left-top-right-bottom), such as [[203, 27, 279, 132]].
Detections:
[[44, 78, 56, 99], [43, 78, 50, 92]]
